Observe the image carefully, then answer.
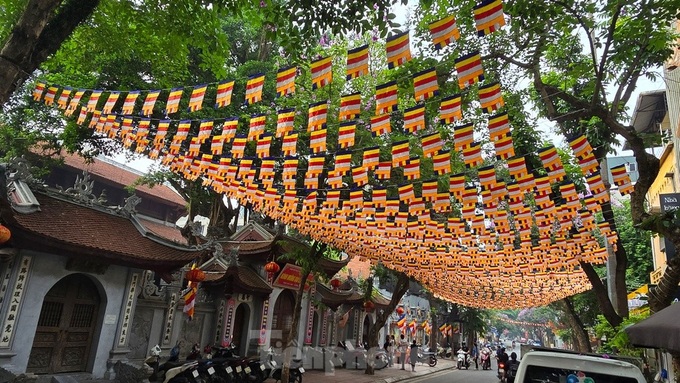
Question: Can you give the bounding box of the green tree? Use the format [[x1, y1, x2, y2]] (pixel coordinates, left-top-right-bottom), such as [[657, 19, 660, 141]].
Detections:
[[0, 0, 405, 107], [459, 306, 492, 348], [418, 0, 680, 325], [613, 200, 653, 291]]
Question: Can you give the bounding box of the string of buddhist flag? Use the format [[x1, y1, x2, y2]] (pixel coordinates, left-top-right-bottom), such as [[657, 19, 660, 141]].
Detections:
[[32, 0, 635, 309]]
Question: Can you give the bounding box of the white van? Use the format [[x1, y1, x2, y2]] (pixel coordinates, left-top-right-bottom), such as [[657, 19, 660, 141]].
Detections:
[[514, 350, 646, 383]]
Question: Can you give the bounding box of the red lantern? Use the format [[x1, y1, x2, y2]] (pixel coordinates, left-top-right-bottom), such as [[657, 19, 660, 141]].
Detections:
[[330, 278, 341, 290], [185, 268, 206, 282], [264, 261, 280, 275], [364, 300, 375, 312], [396, 306, 404, 316], [0, 224, 10, 245]]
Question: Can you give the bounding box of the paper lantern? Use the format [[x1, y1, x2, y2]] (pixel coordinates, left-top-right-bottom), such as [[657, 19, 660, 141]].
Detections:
[[0, 224, 10, 244], [396, 306, 405, 316], [185, 268, 205, 282], [264, 261, 281, 276], [330, 278, 342, 290], [364, 300, 375, 312]]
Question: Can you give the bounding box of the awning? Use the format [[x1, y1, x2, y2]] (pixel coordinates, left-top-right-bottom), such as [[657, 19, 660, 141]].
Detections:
[[624, 302, 680, 353]]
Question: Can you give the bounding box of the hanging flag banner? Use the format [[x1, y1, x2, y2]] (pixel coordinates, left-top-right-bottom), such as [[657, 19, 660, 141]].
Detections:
[[188, 84, 207, 112], [385, 31, 411, 69], [215, 80, 235, 108], [473, 0, 506, 37], [276, 66, 297, 97], [413, 68, 439, 101], [245, 73, 265, 105], [311, 56, 333, 89], [375, 81, 398, 114], [339, 92, 361, 121], [455, 51, 485, 89], [346, 45, 369, 80], [429, 15, 460, 49]]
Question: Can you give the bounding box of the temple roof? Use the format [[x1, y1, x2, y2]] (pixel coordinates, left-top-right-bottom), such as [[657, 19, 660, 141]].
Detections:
[[315, 283, 363, 310], [0, 190, 201, 273], [58, 152, 186, 207], [198, 256, 272, 295], [315, 282, 392, 310]]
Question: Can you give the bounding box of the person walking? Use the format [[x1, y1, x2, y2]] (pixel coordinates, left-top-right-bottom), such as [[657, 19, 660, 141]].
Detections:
[[388, 335, 395, 367], [399, 334, 409, 370], [471, 342, 479, 370], [409, 340, 418, 372]]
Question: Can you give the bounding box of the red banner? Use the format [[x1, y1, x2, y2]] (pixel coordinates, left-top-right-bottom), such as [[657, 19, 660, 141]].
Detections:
[[272, 263, 314, 290]]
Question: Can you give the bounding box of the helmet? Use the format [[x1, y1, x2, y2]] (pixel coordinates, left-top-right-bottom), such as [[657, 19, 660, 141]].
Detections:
[[150, 345, 162, 356]]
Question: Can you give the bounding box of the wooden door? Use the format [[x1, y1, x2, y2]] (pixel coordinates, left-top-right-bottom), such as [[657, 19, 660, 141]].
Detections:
[[27, 274, 100, 374], [232, 304, 250, 356], [271, 290, 294, 348]]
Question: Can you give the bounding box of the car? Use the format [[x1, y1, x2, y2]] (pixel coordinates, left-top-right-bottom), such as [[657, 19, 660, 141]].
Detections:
[[514, 348, 646, 383]]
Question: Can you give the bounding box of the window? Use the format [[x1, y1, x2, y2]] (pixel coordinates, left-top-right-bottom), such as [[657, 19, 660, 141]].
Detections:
[[523, 365, 639, 383]]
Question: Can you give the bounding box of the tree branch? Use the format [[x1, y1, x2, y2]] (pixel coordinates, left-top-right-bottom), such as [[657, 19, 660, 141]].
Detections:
[[592, 2, 623, 107], [551, 0, 608, 104], [579, 261, 622, 327]]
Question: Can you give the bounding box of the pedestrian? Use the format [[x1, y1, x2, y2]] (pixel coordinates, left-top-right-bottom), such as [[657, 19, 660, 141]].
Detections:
[[399, 334, 408, 370], [388, 335, 395, 367], [409, 340, 418, 371], [471, 342, 479, 370]]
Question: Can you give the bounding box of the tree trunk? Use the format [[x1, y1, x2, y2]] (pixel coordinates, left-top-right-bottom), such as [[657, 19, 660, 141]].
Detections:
[[561, 298, 591, 353], [579, 261, 623, 328], [364, 272, 409, 375], [281, 268, 310, 383], [280, 242, 326, 383], [600, 200, 629, 317], [649, 238, 680, 313], [429, 312, 438, 351], [1, 0, 99, 106], [672, 352, 680, 383]]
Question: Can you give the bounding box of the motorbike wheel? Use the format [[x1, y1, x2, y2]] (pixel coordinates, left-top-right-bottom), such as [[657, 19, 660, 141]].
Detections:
[[457, 361, 461, 369], [428, 356, 437, 367], [290, 371, 303, 383]]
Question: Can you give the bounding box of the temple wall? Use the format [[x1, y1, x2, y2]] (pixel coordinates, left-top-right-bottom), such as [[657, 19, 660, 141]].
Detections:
[[0, 249, 130, 378]]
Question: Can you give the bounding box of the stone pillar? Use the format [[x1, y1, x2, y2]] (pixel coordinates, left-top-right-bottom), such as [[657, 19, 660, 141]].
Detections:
[[303, 283, 316, 345], [106, 271, 140, 378], [221, 297, 237, 346]]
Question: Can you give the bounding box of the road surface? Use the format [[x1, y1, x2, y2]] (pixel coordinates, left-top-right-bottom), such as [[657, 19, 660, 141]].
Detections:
[[404, 365, 501, 383]]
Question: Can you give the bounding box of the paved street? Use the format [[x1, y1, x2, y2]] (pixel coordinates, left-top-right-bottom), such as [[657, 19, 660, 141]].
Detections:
[[403, 366, 500, 383], [303, 357, 504, 383]]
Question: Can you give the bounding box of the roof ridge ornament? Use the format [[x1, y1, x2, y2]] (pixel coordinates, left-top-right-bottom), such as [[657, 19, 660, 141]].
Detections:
[[65, 170, 97, 205], [120, 194, 141, 216], [6, 157, 36, 184]]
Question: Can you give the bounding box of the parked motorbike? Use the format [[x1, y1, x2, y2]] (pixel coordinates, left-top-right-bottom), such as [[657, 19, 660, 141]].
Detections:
[[456, 349, 470, 370], [437, 344, 452, 359], [370, 349, 389, 370], [258, 347, 304, 383], [209, 344, 263, 382], [145, 344, 188, 383], [418, 347, 437, 367], [481, 349, 492, 370]]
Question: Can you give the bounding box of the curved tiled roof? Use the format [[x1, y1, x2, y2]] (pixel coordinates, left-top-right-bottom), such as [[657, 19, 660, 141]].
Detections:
[[138, 216, 187, 245], [59, 153, 186, 206], [1, 191, 201, 271]]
